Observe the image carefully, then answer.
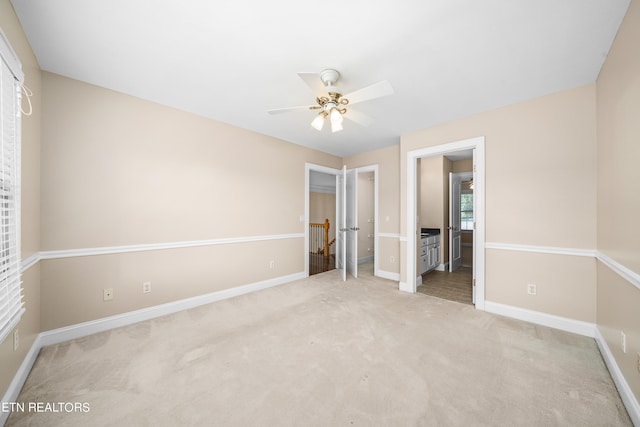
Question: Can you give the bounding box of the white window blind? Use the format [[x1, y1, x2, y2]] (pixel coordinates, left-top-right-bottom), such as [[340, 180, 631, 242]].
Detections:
[[0, 30, 23, 345]]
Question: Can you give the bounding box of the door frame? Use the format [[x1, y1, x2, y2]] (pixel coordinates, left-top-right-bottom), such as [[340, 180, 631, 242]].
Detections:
[[345, 168, 358, 279], [449, 171, 473, 273], [305, 163, 379, 279], [354, 164, 379, 278], [305, 163, 341, 277], [403, 136, 485, 310]]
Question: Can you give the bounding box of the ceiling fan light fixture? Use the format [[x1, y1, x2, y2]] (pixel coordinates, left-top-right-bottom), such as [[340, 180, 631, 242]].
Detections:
[[311, 113, 325, 131], [268, 68, 394, 134], [330, 107, 343, 125]]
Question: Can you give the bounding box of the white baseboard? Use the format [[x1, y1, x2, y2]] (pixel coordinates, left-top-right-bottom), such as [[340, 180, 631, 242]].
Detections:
[[484, 301, 596, 338], [436, 263, 448, 272], [5, 266, 398, 409], [595, 328, 640, 426], [1, 335, 42, 426], [358, 256, 374, 265], [398, 281, 412, 293], [483, 303, 640, 423], [1, 271, 306, 424], [39, 271, 306, 347], [377, 269, 400, 282]]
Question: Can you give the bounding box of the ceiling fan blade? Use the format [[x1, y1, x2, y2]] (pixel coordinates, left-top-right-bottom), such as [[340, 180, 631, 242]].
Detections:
[[297, 72, 326, 96], [344, 108, 374, 127], [343, 80, 394, 105], [267, 105, 317, 115]]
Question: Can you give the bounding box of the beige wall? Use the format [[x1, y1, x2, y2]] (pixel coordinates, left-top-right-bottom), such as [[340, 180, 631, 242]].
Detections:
[[401, 84, 598, 322], [452, 158, 472, 173], [41, 239, 303, 330], [2, 0, 637, 412], [39, 73, 341, 330], [596, 0, 640, 403], [419, 156, 443, 229], [41, 73, 340, 249], [0, 0, 42, 400], [344, 144, 400, 275]]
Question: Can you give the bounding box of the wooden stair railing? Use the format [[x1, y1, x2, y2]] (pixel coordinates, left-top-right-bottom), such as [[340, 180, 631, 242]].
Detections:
[[309, 218, 332, 257]]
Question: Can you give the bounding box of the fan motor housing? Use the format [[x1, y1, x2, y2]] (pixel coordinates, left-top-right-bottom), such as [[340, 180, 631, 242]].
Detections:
[[320, 69, 342, 95]]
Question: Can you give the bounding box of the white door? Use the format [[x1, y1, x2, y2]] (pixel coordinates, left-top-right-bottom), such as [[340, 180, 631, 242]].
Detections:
[[335, 166, 347, 281], [346, 168, 358, 278], [449, 171, 473, 273], [449, 172, 463, 272], [471, 156, 476, 304]]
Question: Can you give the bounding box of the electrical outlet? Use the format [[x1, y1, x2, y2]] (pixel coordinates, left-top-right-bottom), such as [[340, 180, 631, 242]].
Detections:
[[527, 284, 537, 296], [103, 288, 114, 301], [143, 282, 151, 293], [390, 256, 395, 264], [13, 329, 18, 352], [269, 260, 275, 269], [621, 331, 627, 353]]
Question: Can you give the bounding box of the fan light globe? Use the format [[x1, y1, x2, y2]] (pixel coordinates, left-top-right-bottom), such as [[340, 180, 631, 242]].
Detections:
[[330, 107, 343, 124], [331, 120, 343, 133], [311, 114, 324, 131]]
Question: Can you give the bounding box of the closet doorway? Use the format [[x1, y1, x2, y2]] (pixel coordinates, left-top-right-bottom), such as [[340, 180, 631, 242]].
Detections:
[[305, 163, 379, 279]]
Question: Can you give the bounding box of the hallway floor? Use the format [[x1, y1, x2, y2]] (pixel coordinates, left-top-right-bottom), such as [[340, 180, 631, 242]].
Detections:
[[417, 266, 473, 305]]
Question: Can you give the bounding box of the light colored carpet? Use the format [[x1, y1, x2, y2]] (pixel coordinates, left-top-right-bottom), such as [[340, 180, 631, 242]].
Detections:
[[7, 263, 632, 426]]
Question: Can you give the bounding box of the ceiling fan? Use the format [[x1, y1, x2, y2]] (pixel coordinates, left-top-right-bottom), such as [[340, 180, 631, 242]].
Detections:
[[267, 69, 394, 133]]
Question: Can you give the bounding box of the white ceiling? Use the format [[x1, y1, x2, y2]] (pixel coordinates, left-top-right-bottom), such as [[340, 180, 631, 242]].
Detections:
[[10, 0, 630, 157]]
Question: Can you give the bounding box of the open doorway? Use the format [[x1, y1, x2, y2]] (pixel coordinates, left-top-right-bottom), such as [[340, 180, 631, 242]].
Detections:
[[305, 163, 379, 279], [309, 170, 337, 275], [404, 137, 485, 310], [416, 159, 474, 304]]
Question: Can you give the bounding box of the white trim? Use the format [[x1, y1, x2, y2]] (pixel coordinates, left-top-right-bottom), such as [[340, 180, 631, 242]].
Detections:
[[305, 163, 342, 277], [482, 244, 639, 290], [20, 253, 39, 273], [405, 136, 486, 311], [378, 233, 401, 239], [484, 301, 596, 337], [398, 281, 412, 292], [352, 164, 380, 278], [377, 269, 400, 282], [309, 184, 336, 194], [20, 234, 306, 270], [0, 334, 41, 426], [0, 27, 24, 82], [38, 271, 306, 347], [358, 256, 374, 265], [594, 328, 640, 426], [485, 242, 596, 258], [597, 251, 640, 292], [38, 233, 304, 260]]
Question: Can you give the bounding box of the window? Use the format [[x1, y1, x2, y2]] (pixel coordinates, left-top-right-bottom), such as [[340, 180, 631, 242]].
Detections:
[[0, 30, 23, 344], [460, 191, 473, 231]]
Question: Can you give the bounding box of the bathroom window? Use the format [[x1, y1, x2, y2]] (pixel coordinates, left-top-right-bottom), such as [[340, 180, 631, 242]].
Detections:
[[461, 192, 473, 231]]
